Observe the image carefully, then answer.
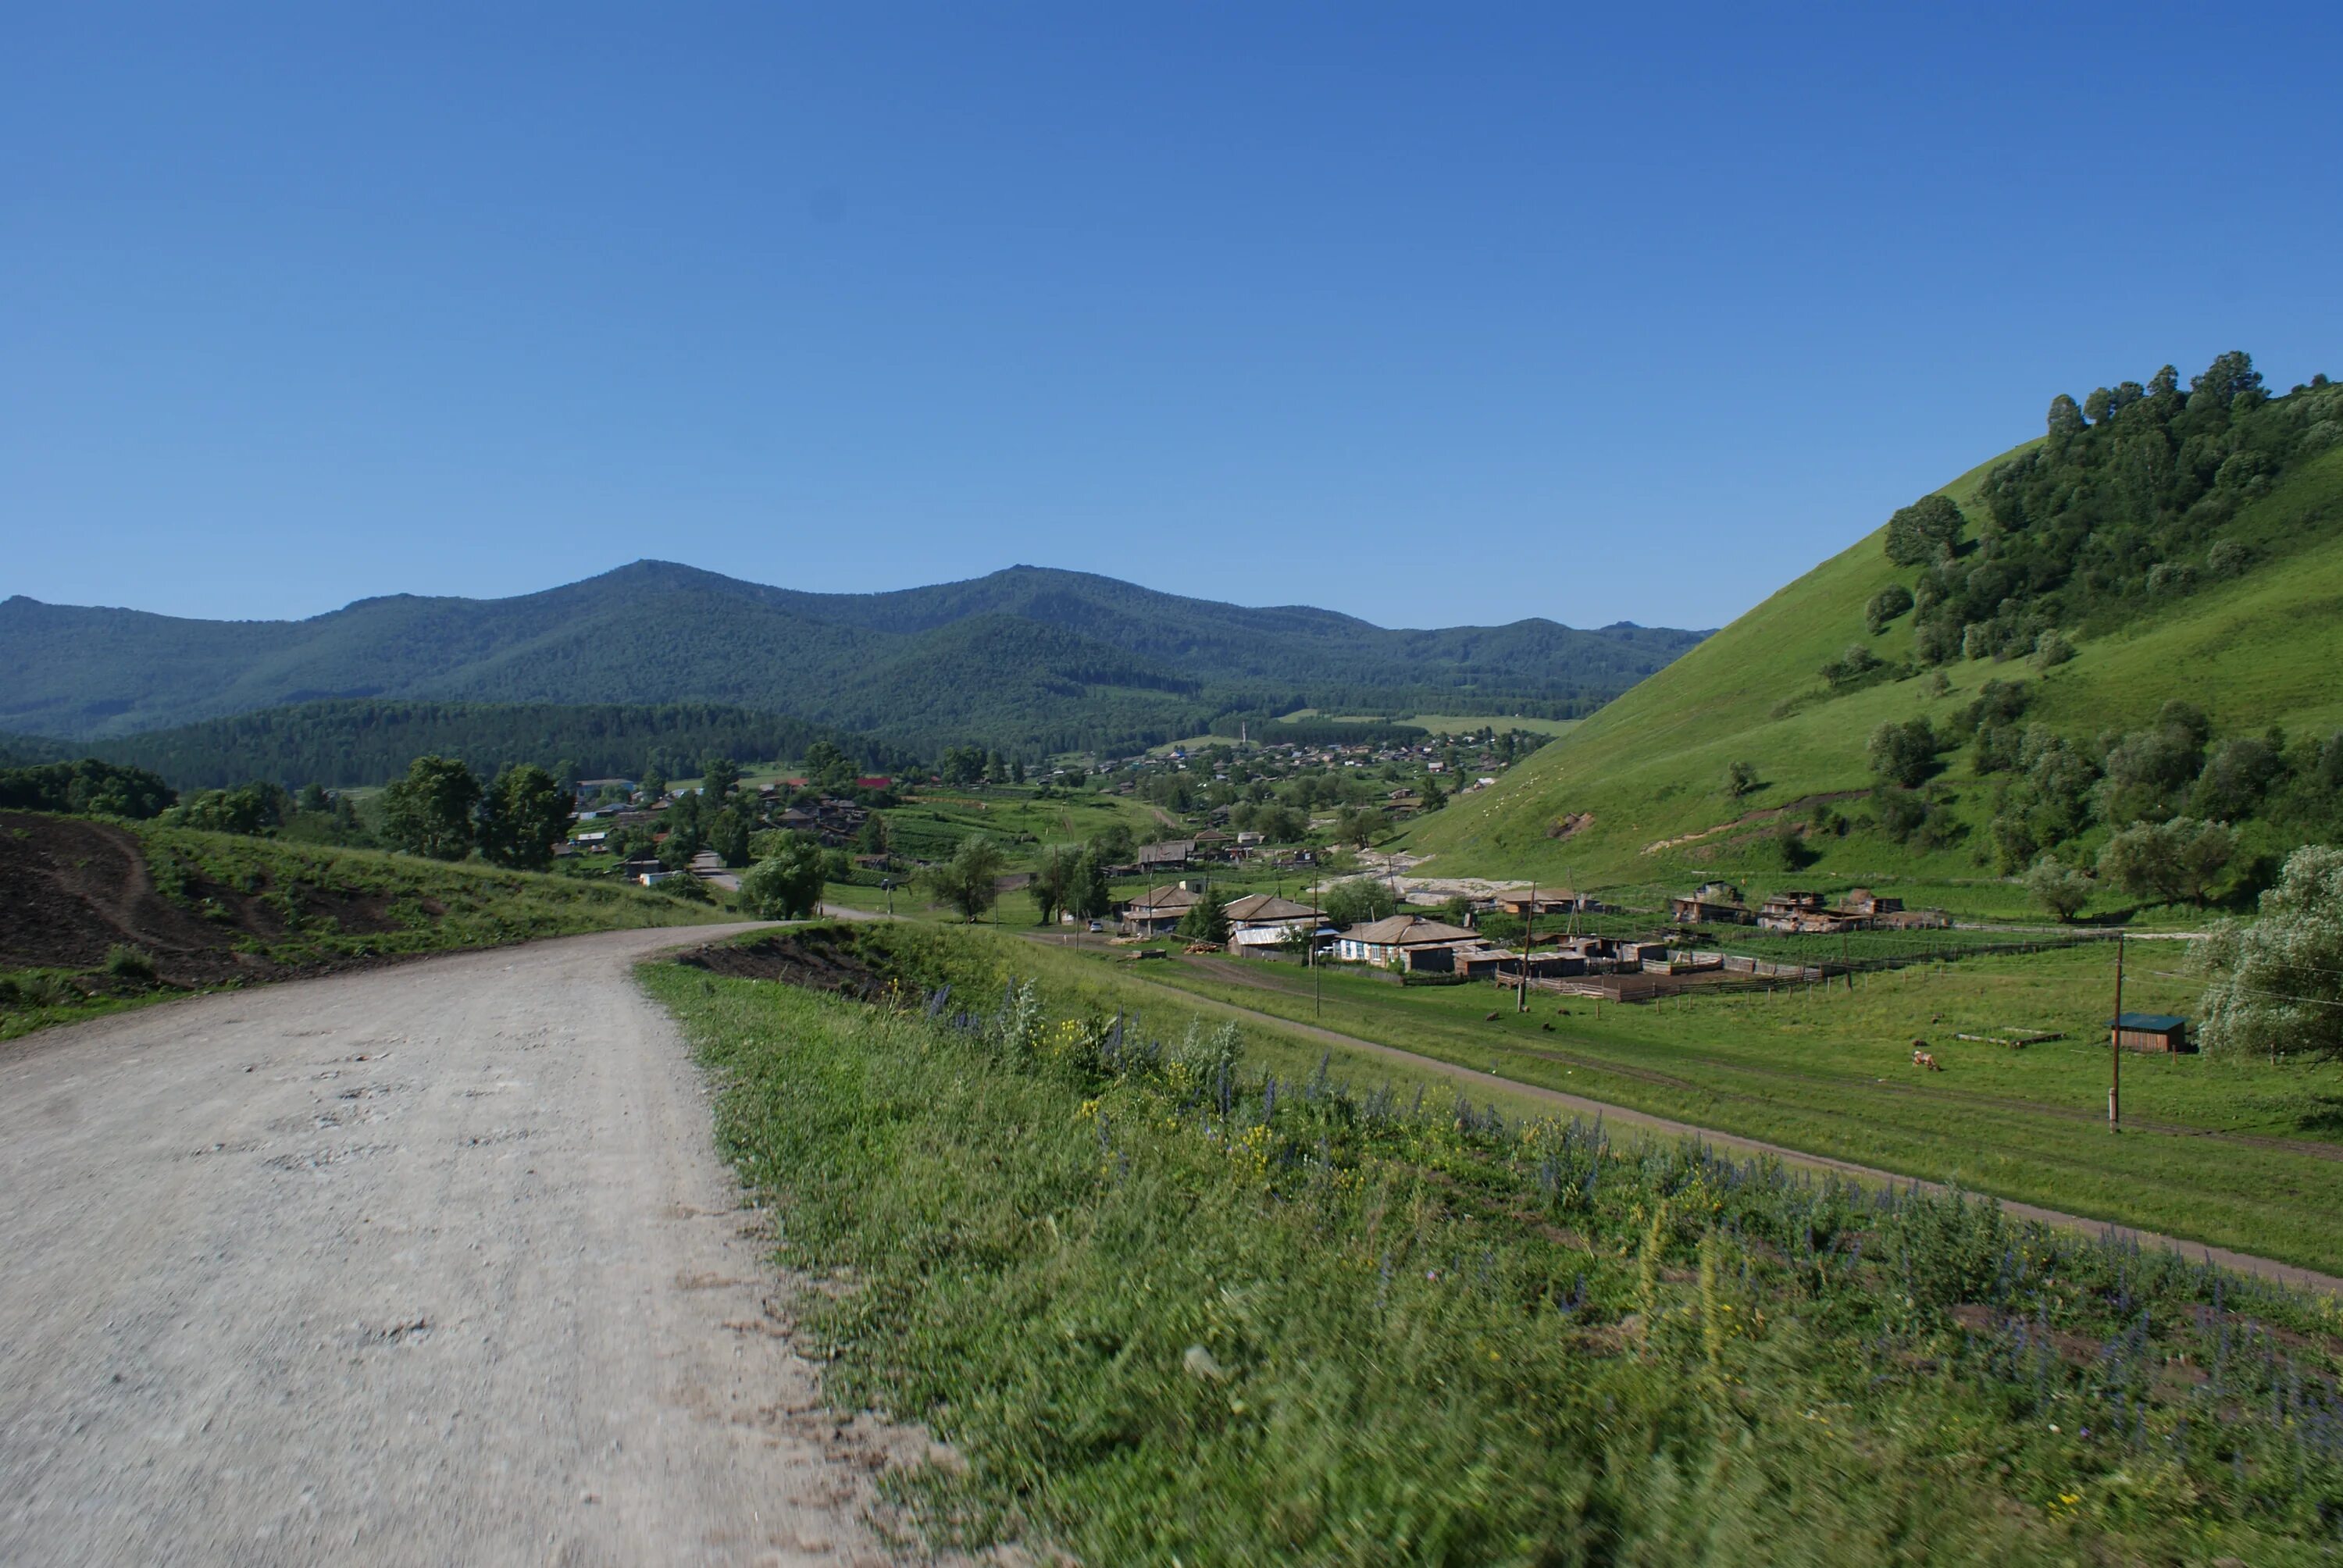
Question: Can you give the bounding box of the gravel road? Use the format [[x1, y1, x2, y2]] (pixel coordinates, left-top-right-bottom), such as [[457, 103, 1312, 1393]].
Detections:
[[0, 924, 928, 1567]]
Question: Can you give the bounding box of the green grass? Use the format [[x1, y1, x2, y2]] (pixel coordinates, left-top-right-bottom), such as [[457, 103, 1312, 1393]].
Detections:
[[1111, 942, 2343, 1277], [1405, 439, 2343, 921], [644, 922, 2343, 1563], [0, 821, 723, 1041], [1398, 713, 1585, 739]]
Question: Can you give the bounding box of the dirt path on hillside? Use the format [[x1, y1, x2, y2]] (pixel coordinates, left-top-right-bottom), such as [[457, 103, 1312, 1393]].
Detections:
[[0, 924, 933, 1567], [1073, 948, 2343, 1298]]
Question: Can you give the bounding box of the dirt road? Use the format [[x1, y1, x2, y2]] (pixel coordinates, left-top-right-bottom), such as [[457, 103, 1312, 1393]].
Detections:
[[0, 925, 925, 1567]]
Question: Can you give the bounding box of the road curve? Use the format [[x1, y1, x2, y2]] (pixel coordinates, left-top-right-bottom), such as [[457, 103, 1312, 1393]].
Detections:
[[0, 925, 925, 1567]]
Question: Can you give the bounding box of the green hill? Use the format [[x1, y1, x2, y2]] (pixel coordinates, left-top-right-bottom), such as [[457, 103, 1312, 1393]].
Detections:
[[0, 563, 1703, 754], [1407, 359, 2343, 918]]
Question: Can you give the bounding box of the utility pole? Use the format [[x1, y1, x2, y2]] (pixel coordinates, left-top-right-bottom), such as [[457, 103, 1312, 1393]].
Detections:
[[1517, 893, 1535, 1013], [2109, 934, 2124, 1133]]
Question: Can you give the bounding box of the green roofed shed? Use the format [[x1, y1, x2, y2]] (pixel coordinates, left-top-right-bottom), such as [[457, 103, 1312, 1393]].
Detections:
[[2110, 1013, 2191, 1053]]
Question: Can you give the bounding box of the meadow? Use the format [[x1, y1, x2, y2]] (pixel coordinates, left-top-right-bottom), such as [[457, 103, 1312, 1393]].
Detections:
[[645, 921, 2343, 1563], [1102, 941, 2343, 1277]]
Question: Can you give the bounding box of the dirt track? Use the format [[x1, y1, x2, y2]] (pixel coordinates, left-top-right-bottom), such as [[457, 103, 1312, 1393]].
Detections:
[[0, 923, 925, 1566]]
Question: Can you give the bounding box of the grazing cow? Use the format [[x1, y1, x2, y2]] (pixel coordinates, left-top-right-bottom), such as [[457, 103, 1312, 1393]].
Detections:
[[1912, 1048, 1942, 1071]]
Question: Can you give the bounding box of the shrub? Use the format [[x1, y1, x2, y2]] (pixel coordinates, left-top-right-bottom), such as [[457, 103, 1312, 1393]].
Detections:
[[2206, 538, 2254, 577], [103, 944, 158, 984], [1863, 583, 1914, 633], [656, 872, 715, 903], [2028, 629, 2074, 670], [1821, 643, 1884, 689]]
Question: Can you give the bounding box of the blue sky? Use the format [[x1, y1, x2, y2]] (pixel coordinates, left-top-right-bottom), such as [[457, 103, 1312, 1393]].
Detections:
[[4, 4, 2337, 632]]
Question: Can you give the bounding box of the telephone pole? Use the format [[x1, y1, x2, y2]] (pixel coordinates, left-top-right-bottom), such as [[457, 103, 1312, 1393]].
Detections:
[[2109, 934, 2124, 1133], [1517, 892, 1535, 1013]]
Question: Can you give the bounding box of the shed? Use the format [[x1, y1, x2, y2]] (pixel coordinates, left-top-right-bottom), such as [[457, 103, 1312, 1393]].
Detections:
[[2110, 1013, 2192, 1053]]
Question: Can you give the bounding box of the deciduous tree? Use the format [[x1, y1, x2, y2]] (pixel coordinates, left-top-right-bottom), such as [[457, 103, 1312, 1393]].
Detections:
[[381, 755, 483, 861], [2199, 843, 2343, 1062], [476, 763, 570, 869]]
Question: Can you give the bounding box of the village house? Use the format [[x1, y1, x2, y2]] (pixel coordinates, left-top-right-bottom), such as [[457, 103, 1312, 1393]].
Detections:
[[1669, 881, 1754, 925], [1334, 915, 1479, 970], [1492, 887, 1607, 918], [1118, 883, 1202, 938], [1136, 839, 1195, 871], [1221, 893, 1325, 954]]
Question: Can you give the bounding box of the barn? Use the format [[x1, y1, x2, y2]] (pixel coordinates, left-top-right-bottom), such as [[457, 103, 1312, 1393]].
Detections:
[[2110, 1013, 2192, 1053]]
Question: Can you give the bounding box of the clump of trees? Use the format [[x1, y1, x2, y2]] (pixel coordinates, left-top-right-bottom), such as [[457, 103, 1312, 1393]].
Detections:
[[0, 758, 174, 820], [1878, 355, 2341, 670], [377, 755, 573, 868]]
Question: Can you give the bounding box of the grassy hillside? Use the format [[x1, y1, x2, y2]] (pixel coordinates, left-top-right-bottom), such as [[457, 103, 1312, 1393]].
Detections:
[[1408, 408, 2343, 917], [0, 812, 722, 1040], [0, 561, 1702, 754]]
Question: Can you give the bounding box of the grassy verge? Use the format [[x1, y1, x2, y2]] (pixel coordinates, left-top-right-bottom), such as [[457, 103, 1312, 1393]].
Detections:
[[646, 922, 2343, 1563], [1111, 944, 2343, 1276], [1, 817, 723, 1041]]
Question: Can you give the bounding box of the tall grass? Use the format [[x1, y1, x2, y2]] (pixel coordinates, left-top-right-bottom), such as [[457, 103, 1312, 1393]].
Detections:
[[645, 925, 2343, 1563]]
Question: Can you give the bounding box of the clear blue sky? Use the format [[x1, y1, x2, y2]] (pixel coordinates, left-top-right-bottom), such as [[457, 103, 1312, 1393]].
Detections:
[[5, 4, 2337, 632]]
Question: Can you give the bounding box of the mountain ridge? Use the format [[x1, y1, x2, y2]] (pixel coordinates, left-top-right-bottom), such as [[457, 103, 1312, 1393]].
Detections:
[[0, 561, 1705, 751]]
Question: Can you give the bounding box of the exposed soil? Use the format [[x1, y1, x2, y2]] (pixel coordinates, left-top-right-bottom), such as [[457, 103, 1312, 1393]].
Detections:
[[672, 927, 889, 1000], [0, 811, 415, 989], [1639, 789, 1870, 855]]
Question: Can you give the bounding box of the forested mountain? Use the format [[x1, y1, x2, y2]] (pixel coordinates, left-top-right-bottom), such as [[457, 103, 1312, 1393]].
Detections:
[[0, 564, 1703, 752], [0, 701, 915, 792], [1409, 354, 2343, 900]]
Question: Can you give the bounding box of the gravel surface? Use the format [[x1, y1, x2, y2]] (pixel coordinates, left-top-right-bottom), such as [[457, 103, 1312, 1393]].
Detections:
[[1, 924, 930, 1566]]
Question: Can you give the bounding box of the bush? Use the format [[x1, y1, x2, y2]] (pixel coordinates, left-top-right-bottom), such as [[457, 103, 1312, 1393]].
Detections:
[[2028, 629, 2074, 670], [1821, 643, 1884, 689], [1863, 583, 1914, 633], [656, 872, 715, 903], [103, 944, 158, 984]]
